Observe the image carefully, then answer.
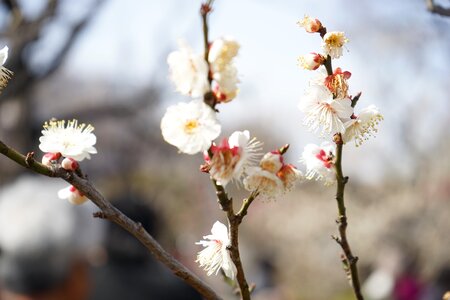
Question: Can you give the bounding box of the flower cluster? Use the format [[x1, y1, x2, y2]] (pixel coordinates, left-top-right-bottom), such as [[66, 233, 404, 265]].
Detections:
[[167, 37, 240, 103], [297, 16, 383, 183], [162, 37, 241, 155], [39, 119, 97, 205], [297, 16, 383, 142]]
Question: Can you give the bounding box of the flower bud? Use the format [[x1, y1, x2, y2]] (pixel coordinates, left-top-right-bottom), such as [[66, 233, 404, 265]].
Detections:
[[41, 152, 61, 166], [297, 53, 325, 70], [61, 157, 79, 171], [58, 185, 87, 205], [297, 16, 322, 33], [260, 152, 283, 173]]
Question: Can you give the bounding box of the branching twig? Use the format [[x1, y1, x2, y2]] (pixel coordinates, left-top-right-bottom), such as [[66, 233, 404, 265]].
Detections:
[[0, 140, 222, 300]]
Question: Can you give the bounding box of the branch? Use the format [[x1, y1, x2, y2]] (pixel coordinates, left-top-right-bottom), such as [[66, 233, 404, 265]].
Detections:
[[323, 54, 364, 299], [209, 176, 252, 300], [0, 140, 222, 300], [333, 133, 364, 300], [426, 0, 450, 17]]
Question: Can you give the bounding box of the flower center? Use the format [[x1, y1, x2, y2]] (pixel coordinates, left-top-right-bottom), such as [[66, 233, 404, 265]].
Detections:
[[184, 119, 199, 134]]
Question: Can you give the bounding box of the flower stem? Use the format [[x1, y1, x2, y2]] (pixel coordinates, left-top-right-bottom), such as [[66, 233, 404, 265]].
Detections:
[[333, 133, 364, 300]]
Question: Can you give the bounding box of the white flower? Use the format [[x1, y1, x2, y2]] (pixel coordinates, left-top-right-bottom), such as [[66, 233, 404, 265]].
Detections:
[[58, 185, 87, 205], [297, 53, 325, 71], [299, 85, 353, 135], [161, 100, 221, 155], [167, 41, 210, 98], [243, 166, 284, 199], [297, 15, 322, 33], [196, 221, 236, 280], [39, 119, 97, 161], [207, 130, 262, 186], [0, 46, 13, 93], [212, 64, 239, 103], [208, 37, 239, 72], [322, 31, 348, 59], [244, 150, 302, 198], [342, 105, 383, 146], [209, 37, 240, 103], [301, 142, 336, 185]]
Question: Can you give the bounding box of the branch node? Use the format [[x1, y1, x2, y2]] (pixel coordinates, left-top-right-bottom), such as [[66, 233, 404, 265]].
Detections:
[[25, 151, 35, 167], [93, 211, 107, 219]]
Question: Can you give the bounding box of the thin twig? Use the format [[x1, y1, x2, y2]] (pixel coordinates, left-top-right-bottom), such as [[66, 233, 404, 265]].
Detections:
[[323, 53, 364, 300], [0, 140, 222, 300]]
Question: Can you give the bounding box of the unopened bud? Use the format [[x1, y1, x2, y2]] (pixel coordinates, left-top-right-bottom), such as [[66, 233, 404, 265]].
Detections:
[[297, 16, 322, 33], [58, 185, 87, 205], [61, 157, 79, 171], [297, 53, 325, 70], [41, 152, 61, 166]]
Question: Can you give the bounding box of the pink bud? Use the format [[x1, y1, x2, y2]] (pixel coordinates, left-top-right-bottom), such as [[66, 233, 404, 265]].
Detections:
[[61, 157, 79, 171], [298, 16, 322, 33], [41, 152, 61, 166]]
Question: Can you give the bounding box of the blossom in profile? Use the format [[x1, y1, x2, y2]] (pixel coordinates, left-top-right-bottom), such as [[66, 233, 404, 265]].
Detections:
[[297, 53, 325, 71], [244, 151, 302, 199], [167, 41, 210, 98], [209, 37, 240, 103], [206, 130, 262, 186], [39, 119, 97, 161], [301, 142, 336, 185], [322, 31, 348, 59], [161, 100, 221, 155], [324, 68, 352, 99], [0, 46, 13, 93], [196, 221, 236, 280], [299, 85, 353, 135], [58, 185, 87, 205], [297, 15, 322, 33], [342, 105, 383, 146]]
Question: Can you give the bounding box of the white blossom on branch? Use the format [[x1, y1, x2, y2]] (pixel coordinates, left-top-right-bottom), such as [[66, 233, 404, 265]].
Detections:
[[161, 100, 221, 155]]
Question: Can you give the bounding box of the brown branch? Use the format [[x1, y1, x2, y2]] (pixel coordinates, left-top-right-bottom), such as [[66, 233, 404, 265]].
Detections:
[[323, 54, 364, 299], [426, 0, 450, 17], [208, 176, 252, 300], [0, 140, 222, 300], [333, 133, 364, 300]]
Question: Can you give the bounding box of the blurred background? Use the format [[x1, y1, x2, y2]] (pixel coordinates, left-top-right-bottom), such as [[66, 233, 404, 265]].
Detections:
[[0, 0, 449, 299]]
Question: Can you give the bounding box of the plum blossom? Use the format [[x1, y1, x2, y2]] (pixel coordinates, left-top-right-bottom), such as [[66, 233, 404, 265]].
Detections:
[[0, 46, 12, 93], [322, 31, 349, 59], [244, 151, 302, 199], [342, 105, 383, 146], [301, 142, 336, 185], [39, 119, 97, 161], [208, 37, 240, 103], [297, 53, 325, 71], [161, 100, 221, 155], [206, 130, 262, 186], [58, 185, 87, 205], [196, 221, 236, 280], [299, 85, 353, 135], [297, 15, 322, 33], [167, 41, 210, 98], [324, 68, 352, 99]]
